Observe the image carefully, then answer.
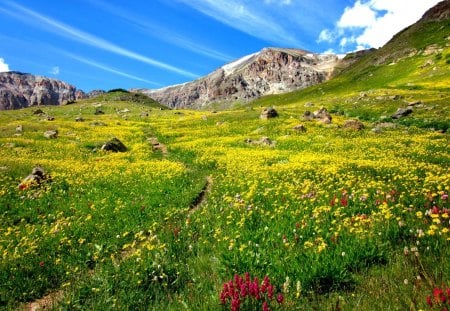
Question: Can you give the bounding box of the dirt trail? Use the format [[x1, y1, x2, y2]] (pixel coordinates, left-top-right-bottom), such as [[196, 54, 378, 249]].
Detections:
[[189, 176, 213, 214]]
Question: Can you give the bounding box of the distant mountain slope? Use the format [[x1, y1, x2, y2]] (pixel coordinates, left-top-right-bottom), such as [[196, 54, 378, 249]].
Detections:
[[134, 48, 340, 109], [0, 71, 86, 110]]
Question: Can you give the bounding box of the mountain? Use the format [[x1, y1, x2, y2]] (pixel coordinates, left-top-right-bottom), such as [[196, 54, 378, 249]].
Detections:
[[134, 48, 341, 109], [0, 71, 85, 110]]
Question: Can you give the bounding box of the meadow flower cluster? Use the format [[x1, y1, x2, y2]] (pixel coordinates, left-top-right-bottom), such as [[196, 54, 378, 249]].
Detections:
[[426, 286, 450, 310], [220, 273, 283, 311]]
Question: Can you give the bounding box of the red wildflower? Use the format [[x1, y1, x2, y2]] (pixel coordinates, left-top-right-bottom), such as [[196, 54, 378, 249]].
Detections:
[[426, 295, 433, 307], [39, 261, 45, 267], [276, 293, 284, 304], [262, 301, 269, 311]]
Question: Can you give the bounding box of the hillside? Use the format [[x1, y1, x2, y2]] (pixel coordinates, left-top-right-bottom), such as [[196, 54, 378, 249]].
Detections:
[[251, 3, 450, 131], [0, 71, 85, 110]]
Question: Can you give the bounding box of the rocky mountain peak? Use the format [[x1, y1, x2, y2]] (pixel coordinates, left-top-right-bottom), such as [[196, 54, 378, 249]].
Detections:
[[421, 0, 450, 22], [137, 48, 340, 109], [0, 71, 85, 110]]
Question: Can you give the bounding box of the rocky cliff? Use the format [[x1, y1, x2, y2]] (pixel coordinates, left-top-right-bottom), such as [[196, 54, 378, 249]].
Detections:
[[0, 71, 85, 110], [135, 48, 340, 109]]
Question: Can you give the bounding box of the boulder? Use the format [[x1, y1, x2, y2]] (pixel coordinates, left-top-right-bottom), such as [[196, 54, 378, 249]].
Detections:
[[260, 107, 278, 119], [343, 120, 365, 131], [293, 124, 307, 132], [101, 137, 127, 152], [94, 107, 105, 115], [43, 130, 58, 139], [245, 136, 275, 147], [313, 107, 332, 124], [18, 166, 51, 190], [303, 111, 314, 121], [391, 107, 413, 119]]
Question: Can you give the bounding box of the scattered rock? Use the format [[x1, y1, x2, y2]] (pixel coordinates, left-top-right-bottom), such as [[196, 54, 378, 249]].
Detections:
[[94, 107, 105, 115], [389, 95, 402, 100], [118, 108, 130, 113], [90, 121, 107, 126], [375, 122, 397, 129], [304, 102, 314, 107], [391, 107, 413, 119], [371, 127, 383, 134], [33, 109, 45, 115], [16, 125, 23, 133], [408, 101, 422, 107], [343, 120, 365, 131], [140, 112, 149, 117], [245, 136, 275, 147], [75, 116, 85, 122], [45, 116, 55, 121], [101, 137, 127, 152], [147, 137, 167, 154], [303, 111, 314, 121], [293, 124, 307, 132], [313, 107, 332, 124], [43, 130, 58, 139], [18, 166, 51, 190], [260, 107, 278, 119]]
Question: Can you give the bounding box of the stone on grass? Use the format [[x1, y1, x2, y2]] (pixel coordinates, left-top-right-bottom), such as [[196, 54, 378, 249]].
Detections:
[[260, 107, 278, 119], [44, 130, 58, 139], [101, 137, 127, 152]]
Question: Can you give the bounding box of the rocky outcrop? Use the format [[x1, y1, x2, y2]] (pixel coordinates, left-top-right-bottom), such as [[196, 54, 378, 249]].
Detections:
[[0, 71, 83, 110], [135, 48, 340, 109], [421, 0, 450, 22]]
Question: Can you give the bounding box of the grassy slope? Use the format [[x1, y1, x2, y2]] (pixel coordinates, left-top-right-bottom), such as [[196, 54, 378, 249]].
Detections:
[[249, 19, 449, 130], [0, 18, 449, 311]]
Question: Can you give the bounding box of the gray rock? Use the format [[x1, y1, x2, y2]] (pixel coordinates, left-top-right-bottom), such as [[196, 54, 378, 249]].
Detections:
[[0, 72, 82, 110], [313, 107, 332, 124], [18, 166, 50, 189], [94, 107, 105, 115], [75, 116, 84, 122], [16, 125, 23, 132], [293, 124, 307, 132], [391, 107, 413, 119], [43, 130, 58, 139], [260, 107, 278, 119], [134, 48, 340, 109], [101, 137, 127, 152], [343, 120, 365, 130]]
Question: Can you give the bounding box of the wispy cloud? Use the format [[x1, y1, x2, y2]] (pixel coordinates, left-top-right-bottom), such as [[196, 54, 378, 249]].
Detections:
[[49, 66, 60, 75], [63, 52, 161, 86], [89, 0, 233, 62], [318, 0, 441, 51], [0, 1, 198, 79], [176, 0, 305, 47], [0, 57, 9, 72]]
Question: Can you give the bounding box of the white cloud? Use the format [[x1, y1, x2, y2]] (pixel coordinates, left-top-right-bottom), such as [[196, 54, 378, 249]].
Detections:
[[0, 57, 9, 72], [337, 0, 377, 28], [50, 66, 60, 75], [318, 0, 441, 51], [1, 1, 198, 79]]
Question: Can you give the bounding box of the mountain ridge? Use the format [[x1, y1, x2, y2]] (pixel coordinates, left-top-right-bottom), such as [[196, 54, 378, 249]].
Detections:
[[133, 47, 341, 109]]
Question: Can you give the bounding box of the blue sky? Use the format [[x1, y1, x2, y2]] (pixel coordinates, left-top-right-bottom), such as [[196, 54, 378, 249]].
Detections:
[[0, 0, 440, 92]]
